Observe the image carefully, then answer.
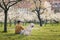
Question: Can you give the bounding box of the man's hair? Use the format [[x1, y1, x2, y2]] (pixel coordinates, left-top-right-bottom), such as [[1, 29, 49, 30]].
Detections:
[[17, 21, 21, 24]]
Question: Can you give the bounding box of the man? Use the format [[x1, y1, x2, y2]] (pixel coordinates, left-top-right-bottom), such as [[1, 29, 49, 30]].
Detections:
[[20, 23, 34, 36], [15, 21, 24, 34]]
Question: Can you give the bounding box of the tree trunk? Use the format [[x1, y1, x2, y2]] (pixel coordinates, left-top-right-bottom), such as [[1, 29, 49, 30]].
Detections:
[[37, 11, 42, 26], [4, 10, 8, 32]]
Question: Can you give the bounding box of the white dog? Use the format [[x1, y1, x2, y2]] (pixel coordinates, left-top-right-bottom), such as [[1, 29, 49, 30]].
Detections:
[[20, 23, 34, 36]]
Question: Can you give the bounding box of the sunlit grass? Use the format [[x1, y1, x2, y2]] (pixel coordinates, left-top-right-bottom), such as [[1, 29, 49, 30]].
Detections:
[[0, 23, 60, 40]]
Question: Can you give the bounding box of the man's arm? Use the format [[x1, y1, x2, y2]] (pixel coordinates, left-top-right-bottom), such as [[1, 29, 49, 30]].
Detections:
[[20, 26, 24, 30]]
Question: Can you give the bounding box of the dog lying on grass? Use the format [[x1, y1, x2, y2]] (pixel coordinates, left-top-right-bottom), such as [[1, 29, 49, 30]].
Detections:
[[20, 23, 35, 36]]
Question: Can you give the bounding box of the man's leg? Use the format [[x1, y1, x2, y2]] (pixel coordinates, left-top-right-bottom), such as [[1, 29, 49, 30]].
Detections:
[[20, 30, 25, 34]]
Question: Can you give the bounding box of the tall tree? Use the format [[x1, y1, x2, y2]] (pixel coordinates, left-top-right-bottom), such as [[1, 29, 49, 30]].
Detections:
[[0, 0, 22, 32], [32, 0, 51, 26]]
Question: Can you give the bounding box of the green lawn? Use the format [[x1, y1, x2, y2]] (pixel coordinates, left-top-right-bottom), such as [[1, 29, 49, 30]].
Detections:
[[0, 23, 60, 40]]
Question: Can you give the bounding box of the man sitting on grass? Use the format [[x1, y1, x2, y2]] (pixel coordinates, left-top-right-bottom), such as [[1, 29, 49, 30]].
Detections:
[[15, 21, 24, 34], [20, 23, 35, 36]]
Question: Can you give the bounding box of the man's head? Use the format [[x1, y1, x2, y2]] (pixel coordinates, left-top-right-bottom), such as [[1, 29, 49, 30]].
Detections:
[[17, 21, 21, 24]]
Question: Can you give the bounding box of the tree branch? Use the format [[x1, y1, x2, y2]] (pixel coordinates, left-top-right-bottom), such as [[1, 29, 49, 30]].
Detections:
[[41, 1, 51, 12], [33, 0, 38, 10], [40, 6, 51, 14], [39, 0, 41, 11], [0, 3, 5, 10], [32, 9, 36, 12], [7, 1, 17, 6], [2, 0, 7, 9], [7, 0, 22, 10], [8, 2, 17, 9], [39, 0, 41, 5], [40, 8, 46, 14]]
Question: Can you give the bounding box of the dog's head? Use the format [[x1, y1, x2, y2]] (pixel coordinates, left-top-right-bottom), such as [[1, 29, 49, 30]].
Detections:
[[30, 23, 35, 28]]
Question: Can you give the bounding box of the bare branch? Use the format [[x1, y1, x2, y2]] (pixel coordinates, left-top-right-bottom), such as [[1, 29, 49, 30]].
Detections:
[[33, 0, 38, 10], [40, 8, 46, 14], [7, 0, 22, 10], [40, 6, 51, 14], [39, 0, 41, 5], [2, 0, 7, 9], [33, 0, 36, 4], [0, 3, 5, 10], [33, 0, 41, 11], [8, 2, 17, 9], [39, 0, 42, 10], [7, 1, 17, 6], [32, 10, 36, 12]]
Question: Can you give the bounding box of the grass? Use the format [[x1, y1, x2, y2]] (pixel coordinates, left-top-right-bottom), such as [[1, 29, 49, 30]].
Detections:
[[0, 23, 60, 40]]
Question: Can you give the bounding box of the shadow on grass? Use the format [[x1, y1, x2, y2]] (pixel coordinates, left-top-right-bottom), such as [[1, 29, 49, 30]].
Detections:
[[0, 32, 26, 39], [5, 34, 27, 40]]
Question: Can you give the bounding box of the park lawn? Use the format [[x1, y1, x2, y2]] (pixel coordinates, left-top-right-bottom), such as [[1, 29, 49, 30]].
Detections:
[[0, 23, 60, 40]]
